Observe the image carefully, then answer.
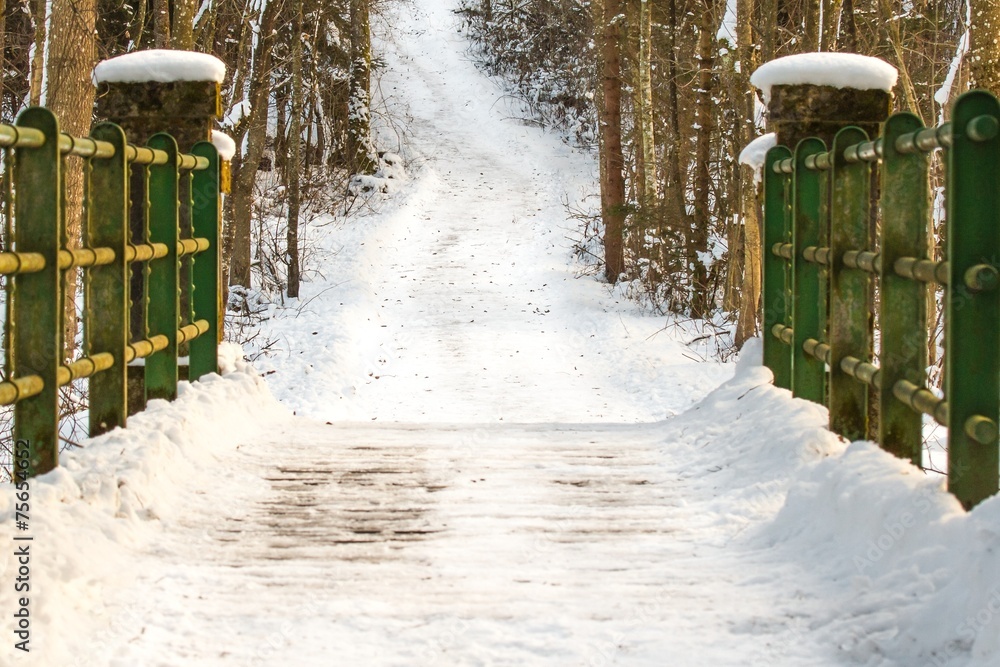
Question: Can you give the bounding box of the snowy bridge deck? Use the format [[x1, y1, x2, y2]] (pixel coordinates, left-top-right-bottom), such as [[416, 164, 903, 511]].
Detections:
[[2, 1, 996, 665]]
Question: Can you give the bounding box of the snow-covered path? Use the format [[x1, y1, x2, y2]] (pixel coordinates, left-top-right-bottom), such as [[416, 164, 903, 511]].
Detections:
[[6, 2, 1000, 666]]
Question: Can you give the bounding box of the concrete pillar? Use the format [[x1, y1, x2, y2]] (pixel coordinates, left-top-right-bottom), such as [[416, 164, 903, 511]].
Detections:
[[93, 51, 224, 413], [751, 53, 896, 150], [767, 84, 891, 150]]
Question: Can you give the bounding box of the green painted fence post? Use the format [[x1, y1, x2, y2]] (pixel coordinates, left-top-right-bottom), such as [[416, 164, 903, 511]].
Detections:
[[828, 127, 872, 442], [879, 112, 928, 465], [792, 138, 827, 403], [87, 122, 129, 435], [145, 133, 180, 402], [763, 145, 793, 389], [947, 90, 1000, 508], [13, 107, 61, 476], [189, 141, 220, 380]]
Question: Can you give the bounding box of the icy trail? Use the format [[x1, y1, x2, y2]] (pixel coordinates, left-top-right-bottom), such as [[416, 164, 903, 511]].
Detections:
[[3, 1, 999, 666]]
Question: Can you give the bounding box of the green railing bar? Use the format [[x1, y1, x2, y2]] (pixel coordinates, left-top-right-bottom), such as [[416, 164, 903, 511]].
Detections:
[[144, 133, 180, 402], [841, 356, 882, 390], [771, 242, 793, 260], [125, 335, 170, 363], [763, 145, 793, 389], [0, 251, 46, 275], [0, 375, 45, 406], [189, 140, 221, 380], [804, 151, 832, 171], [177, 319, 210, 345], [12, 107, 61, 477], [57, 352, 115, 386], [773, 157, 795, 174], [87, 122, 129, 436], [880, 112, 929, 465], [894, 379, 949, 425], [802, 245, 831, 266], [843, 137, 883, 164], [945, 90, 1000, 508], [126, 144, 169, 166], [57, 133, 115, 159], [791, 137, 827, 403], [58, 247, 116, 270], [0, 124, 45, 148], [178, 153, 210, 171], [177, 237, 210, 258], [895, 122, 952, 154], [894, 256, 949, 285], [125, 242, 169, 262], [803, 338, 831, 365], [828, 126, 874, 442], [771, 323, 794, 346], [843, 250, 881, 274]]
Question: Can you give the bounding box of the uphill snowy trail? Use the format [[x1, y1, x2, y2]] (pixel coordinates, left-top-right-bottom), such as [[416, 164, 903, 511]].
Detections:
[[80, 3, 849, 662], [7, 2, 888, 666]]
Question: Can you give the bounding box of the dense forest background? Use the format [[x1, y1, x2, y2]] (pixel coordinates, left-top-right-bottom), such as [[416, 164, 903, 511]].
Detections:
[[457, 0, 994, 352], [1, 0, 996, 357]]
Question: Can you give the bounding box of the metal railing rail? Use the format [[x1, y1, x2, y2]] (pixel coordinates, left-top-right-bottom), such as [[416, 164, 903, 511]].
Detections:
[[762, 89, 1000, 509], [1, 107, 221, 478]]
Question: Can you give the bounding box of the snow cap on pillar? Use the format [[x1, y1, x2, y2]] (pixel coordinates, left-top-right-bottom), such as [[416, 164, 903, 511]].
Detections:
[[750, 52, 898, 150], [93, 49, 224, 151]]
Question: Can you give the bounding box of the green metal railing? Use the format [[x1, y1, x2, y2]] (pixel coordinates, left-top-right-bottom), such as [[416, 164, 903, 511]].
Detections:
[[763, 89, 1000, 510], [1, 107, 221, 479]]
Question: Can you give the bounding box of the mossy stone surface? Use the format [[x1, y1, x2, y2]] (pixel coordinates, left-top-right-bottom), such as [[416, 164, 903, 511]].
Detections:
[[768, 84, 891, 150]]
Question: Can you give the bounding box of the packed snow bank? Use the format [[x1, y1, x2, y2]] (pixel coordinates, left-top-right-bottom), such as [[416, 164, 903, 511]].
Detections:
[[751, 52, 898, 104], [0, 343, 287, 664], [739, 132, 777, 185], [94, 49, 226, 84], [670, 339, 1000, 666]]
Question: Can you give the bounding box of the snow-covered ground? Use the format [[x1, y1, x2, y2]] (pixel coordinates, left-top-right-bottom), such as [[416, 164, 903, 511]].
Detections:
[[1, 1, 999, 665]]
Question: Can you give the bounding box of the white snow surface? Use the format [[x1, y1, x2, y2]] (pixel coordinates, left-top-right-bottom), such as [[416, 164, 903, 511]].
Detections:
[[3, 3, 998, 666], [739, 132, 777, 185], [751, 52, 899, 104], [210, 130, 236, 161], [93, 49, 226, 84]]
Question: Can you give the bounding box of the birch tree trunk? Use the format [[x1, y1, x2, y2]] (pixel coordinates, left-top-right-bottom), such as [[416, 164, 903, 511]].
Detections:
[[633, 0, 656, 204], [28, 0, 45, 105]]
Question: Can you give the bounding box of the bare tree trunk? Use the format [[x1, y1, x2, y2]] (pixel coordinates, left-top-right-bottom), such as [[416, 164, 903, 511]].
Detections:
[[46, 0, 96, 358], [691, 0, 721, 318], [172, 0, 197, 50], [348, 0, 376, 174], [735, 0, 762, 346], [661, 0, 687, 299], [287, 0, 304, 298], [804, 0, 820, 51], [598, 0, 626, 282], [154, 0, 171, 48], [970, 0, 1000, 95], [228, 0, 280, 288]]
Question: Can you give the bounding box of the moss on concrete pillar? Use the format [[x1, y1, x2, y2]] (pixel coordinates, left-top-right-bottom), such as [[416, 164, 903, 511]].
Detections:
[[767, 84, 891, 151]]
